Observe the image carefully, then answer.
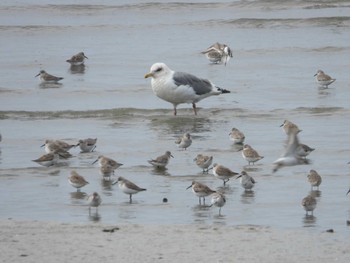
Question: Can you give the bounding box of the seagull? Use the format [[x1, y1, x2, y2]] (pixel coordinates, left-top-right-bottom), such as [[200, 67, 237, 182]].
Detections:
[[314, 70, 336, 88], [148, 151, 173, 168], [144, 63, 230, 115], [35, 70, 63, 83], [201, 42, 233, 66], [66, 52, 88, 66], [272, 129, 310, 173]]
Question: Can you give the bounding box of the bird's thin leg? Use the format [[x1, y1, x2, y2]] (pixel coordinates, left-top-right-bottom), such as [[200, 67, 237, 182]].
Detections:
[[129, 194, 132, 203], [192, 103, 197, 115], [173, 105, 177, 116]]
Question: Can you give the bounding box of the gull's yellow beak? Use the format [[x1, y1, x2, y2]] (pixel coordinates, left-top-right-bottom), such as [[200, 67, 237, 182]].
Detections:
[[144, 72, 153, 78]]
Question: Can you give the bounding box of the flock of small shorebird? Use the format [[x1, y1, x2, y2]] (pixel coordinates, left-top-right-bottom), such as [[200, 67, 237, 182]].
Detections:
[[15, 43, 344, 217]]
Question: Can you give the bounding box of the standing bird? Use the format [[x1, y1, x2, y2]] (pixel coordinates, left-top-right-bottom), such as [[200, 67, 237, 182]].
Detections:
[[66, 52, 88, 66], [112, 176, 146, 203], [307, 169, 322, 191], [76, 138, 97, 153], [237, 171, 256, 191], [242, 144, 264, 165], [87, 192, 102, 213], [296, 143, 315, 159], [92, 155, 123, 170], [175, 133, 192, 150], [301, 195, 317, 216], [32, 153, 59, 167], [210, 192, 226, 216], [229, 127, 245, 144], [280, 120, 302, 135], [193, 154, 213, 173], [41, 139, 75, 153], [35, 70, 63, 83], [148, 151, 173, 169], [201, 42, 233, 66], [314, 70, 336, 88], [68, 170, 89, 191], [186, 181, 216, 205], [212, 163, 239, 185], [144, 63, 230, 116]]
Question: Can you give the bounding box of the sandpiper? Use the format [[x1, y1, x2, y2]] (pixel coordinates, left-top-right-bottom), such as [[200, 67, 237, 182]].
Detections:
[[280, 120, 302, 135], [302, 195, 317, 216], [193, 154, 213, 173], [210, 192, 226, 216], [66, 52, 88, 66], [212, 163, 239, 185], [237, 171, 256, 191], [186, 181, 216, 205], [148, 151, 173, 168], [112, 176, 146, 203], [297, 143, 315, 159], [229, 128, 245, 144], [201, 42, 233, 66], [32, 153, 59, 167], [92, 155, 123, 170], [76, 138, 97, 153], [41, 139, 75, 153], [68, 170, 89, 191], [175, 133, 192, 150], [314, 70, 336, 88], [242, 144, 264, 165], [35, 70, 63, 83], [87, 192, 102, 213], [307, 169, 322, 191]]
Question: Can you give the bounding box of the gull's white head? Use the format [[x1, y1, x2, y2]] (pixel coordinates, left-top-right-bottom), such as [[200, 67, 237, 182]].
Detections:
[[144, 62, 172, 79]]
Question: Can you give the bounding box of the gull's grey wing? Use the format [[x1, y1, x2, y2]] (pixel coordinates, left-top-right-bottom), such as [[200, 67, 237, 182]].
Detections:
[[173, 72, 213, 95]]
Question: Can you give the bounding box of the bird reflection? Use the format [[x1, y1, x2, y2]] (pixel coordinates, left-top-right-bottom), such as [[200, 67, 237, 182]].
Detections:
[[88, 211, 101, 222], [39, 82, 63, 89], [309, 190, 321, 198], [302, 214, 317, 226], [70, 191, 87, 200], [69, 64, 86, 74]]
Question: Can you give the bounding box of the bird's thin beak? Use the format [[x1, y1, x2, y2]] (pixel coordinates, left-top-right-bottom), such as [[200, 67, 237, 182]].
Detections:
[[84, 55, 88, 59], [313, 73, 317, 76], [236, 174, 242, 179], [35, 73, 40, 77], [279, 123, 284, 127], [40, 143, 45, 148], [170, 154, 174, 158], [92, 159, 98, 164], [347, 188, 350, 195], [144, 73, 153, 78], [186, 185, 192, 190]]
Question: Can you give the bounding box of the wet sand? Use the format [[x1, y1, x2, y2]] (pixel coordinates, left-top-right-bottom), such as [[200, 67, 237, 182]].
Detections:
[[1, 220, 350, 263]]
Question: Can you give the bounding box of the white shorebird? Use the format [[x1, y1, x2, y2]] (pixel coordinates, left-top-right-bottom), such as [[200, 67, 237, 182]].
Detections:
[[237, 171, 256, 191], [66, 52, 88, 66], [302, 195, 317, 216], [307, 169, 322, 191], [35, 70, 63, 83], [314, 70, 336, 88], [201, 42, 233, 66], [112, 176, 146, 203], [76, 138, 97, 153], [68, 170, 89, 191], [210, 192, 226, 216], [175, 133, 192, 150], [144, 62, 230, 115], [186, 181, 216, 205], [242, 144, 264, 165], [193, 154, 213, 173], [272, 129, 310, 173], [212, 163, 239, 185], [229, 128, 245, 144], [148, 151, 173, 169], [87, 192, 102, 213]]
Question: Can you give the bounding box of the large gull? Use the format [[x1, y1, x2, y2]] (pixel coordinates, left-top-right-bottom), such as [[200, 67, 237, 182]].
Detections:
[[144, 62, 230, 115]]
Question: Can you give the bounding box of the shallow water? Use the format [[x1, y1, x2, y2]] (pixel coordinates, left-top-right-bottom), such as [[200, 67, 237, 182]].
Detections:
[[1, 1, 350, 235]]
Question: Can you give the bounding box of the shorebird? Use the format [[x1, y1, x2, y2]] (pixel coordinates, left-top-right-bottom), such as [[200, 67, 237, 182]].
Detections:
[[210, 192, 226, 216], [242, 144, 264, 165], [175, 133, 192, 150], [92, 155, 123, 170], [144, 62, 230, 115], [148, 151, 173, 169], [302, 195, 317, 216], [41, 139, 75, 153], [212, 163, 239, 185], [314, 70, 336, 88], [112, 176, 146, 203], [201, 42, 233, 66], [35, 70, 63, 83], [280, 120, 302, 135], [297, 143, 315, 159], [229, 128, 245, 144], [272, 129, 310, 173], [66, 52, 88, 66], [32, 153, 60, 167], [186, 181, 216, 205], [68, 170, 89, 191], [193, 154, 213, 173], [87, 192, 102, 213], [76, 138, 97, 153], [307, 169, 322, 191], [237, 171, 256, 191]]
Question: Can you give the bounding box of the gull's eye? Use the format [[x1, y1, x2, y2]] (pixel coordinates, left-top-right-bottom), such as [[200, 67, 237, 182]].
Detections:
[[155, 67, 162, 72]]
